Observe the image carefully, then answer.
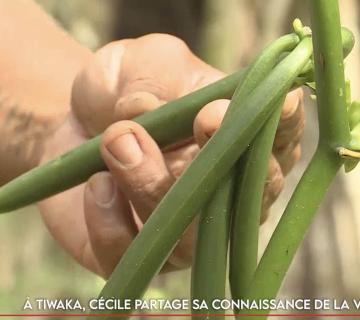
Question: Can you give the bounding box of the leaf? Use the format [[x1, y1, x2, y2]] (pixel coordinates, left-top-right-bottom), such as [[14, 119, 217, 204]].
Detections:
[[349, 101, 360, 130], [305, 81, 316, 92], [345, 159, 359, 173], [344, 125, 360, 172]]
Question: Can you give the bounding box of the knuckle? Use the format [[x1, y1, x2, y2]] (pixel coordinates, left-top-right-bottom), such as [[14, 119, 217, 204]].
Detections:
[[115, 91, 161, 120], [281, 144, 302, 175], [264, 157, 284, 205], [194, 100, 229, 146], [135, 33, 191, 59], [71, 43, 129, 135], [281, 95, 302, 122], [145, 33, 189, 51], [165, 144, 199, 178], [131, 171, 173, 204], [274, 107, 305, 150], [124, 77, 169, 100]]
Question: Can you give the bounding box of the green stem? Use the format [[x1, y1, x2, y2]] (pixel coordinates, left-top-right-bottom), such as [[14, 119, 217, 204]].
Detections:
[[311, 0, 350, 147], [240, 1, 350, 318]]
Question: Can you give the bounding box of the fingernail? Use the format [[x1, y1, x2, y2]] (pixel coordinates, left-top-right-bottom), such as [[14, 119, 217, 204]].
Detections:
[[90, 174, 115, 208], [115, 92, 161, 121], [106, 131, 143, 168]]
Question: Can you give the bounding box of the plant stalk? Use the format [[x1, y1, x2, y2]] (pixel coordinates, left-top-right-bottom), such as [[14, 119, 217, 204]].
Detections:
[[240, 147, 341, 320], [240, 1, 350, 318], [311, 0, 350, 147]]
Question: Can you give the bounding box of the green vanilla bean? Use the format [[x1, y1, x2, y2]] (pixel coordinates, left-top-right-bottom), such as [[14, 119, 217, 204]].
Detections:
[[0, 71, 244, 213], [229, 96, 284, 302], [191, 175, 234, 319], [229, 21, 311, 306], [240, 1, 350, 319], [191, 33, 301, 320], [0, 29, 353, 214], [91, 37, 313, 319], [225, 27, 304, 305]]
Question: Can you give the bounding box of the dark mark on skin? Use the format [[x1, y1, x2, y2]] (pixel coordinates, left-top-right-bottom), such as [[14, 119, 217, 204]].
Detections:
[[0, 93, 53, 179]]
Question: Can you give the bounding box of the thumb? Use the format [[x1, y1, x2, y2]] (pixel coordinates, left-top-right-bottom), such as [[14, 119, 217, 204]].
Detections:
[[100, 120, 176, 223]]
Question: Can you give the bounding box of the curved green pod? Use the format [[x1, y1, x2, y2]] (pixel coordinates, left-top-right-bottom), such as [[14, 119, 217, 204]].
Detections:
[[229, 23, 311, 305], [191, 33, 300, 320], [229, 96, 284, 302], [191, 175, 234, 319], [92, 37, 313, 319]]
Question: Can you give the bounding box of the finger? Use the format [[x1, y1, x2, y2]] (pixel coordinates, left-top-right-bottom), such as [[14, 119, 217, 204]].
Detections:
[[114, 91, 164, 121], [72, 40, 168, 134], [118, 33, 226, 103], [100, 120, 176, 222], [120, 34, 191, 99], [167, 101, 231, 268], [193, 99, 230, 147], [101, 120, 199, 269], [273, 88, 305, 152], [163, 143, 199, 178], [188, 58, 225, 93], [84, 172, 138, 278], [276, 143, 302, 176], [167, 220, 198, 269], [72, 34, 226, 137], [261, 154, 284, 222], [118, 35, 225, 112]]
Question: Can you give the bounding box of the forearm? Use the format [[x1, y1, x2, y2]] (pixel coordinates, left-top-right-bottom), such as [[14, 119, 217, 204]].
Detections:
[[0, 0, 92, 184]]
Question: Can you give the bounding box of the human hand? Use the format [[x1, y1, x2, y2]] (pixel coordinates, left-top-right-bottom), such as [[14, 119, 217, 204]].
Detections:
[[38, 34, 304, 278]]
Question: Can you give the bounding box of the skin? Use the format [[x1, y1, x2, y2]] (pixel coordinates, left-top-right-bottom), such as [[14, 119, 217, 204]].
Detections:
[[0, 0, 92, 183], [0, 1, 304, 279]]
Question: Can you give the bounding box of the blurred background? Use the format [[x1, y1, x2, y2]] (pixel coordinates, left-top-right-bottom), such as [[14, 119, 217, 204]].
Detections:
[[1, 0, 360, 319]]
